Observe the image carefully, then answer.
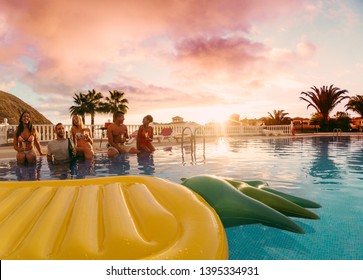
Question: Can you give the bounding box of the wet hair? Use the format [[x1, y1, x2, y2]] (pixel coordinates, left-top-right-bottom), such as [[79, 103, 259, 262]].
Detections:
[[113, 111, 124, 122], [16, 111, 34, 138], [144, 115, 153, 122]]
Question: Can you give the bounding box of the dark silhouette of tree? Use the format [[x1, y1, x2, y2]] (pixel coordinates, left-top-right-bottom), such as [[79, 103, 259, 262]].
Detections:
[[100, 90, 129, 114], [69, 92, 88, 124], [300, 85, 349, 131], [85, 89, 103, 129], [345, 95, 363, 117], [264, 109, 291, 125], [69, 89, 103, 134], [331, 111, 351, 131]]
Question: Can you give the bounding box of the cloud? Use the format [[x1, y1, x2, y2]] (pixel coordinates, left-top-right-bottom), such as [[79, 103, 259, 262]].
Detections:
[[0, 0, 307, 82], [296, 41, 316, 58], [0, 80, 16, 91], [174, 35, 265, 72], [1, 0, 331, 123]]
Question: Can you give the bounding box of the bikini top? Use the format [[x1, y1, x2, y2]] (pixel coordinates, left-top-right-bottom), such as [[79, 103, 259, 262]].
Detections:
[[75, 132, 84, 139], [18, 134, 35, 143]]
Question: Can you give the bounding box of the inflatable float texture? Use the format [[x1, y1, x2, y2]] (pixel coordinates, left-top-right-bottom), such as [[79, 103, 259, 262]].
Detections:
[[0, 174, 321, 260], [0, 176, 228, 260]]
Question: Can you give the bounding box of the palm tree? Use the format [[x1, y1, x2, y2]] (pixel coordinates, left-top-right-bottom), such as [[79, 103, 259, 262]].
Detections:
[[69, 92, 88, 124], [100, 90, 129, 114], [300, 85, 349, 129], [85, 89, 104, 129], [345, 95, 363, 117], [266, 109, 291, 125]]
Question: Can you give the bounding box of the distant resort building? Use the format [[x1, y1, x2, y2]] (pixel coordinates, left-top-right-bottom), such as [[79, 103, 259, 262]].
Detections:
[[154, 116, 200, 126], [292, 117, 319, 132], [350, 117, 363, 131], [292, 117, 311, 126], [153, 116, 186, 125], [171, 116, 184, 123]]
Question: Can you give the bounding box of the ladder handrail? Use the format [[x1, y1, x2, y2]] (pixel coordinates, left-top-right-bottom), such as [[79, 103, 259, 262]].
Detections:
[[333, 128, 342, 137], [180, 126, 205, 164]]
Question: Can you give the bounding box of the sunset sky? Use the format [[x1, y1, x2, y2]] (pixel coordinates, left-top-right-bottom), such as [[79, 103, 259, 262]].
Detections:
[[1, 0, 363, 125]]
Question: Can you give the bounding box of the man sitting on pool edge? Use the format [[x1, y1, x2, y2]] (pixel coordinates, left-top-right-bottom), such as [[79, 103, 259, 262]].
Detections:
[[47, 123, 76, 163], [107, 111, 139, 157]]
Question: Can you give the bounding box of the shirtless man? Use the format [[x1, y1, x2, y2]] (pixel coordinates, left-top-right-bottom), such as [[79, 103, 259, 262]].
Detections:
[[107, 111, 139, 157]]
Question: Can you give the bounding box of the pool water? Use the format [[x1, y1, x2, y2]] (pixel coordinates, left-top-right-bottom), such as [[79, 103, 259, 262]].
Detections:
[[1, 136, 363, 260]]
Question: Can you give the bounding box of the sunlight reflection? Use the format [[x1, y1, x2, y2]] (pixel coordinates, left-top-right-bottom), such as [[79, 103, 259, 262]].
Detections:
[[215, 137, 229, 154]]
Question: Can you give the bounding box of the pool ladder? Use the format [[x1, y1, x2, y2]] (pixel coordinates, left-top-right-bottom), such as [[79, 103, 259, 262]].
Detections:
[[180, 126, 205, 164], [333, 128, 342, 137]]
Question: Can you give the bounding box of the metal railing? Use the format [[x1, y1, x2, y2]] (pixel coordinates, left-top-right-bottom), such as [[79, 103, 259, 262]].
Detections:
[[333, 128, 342, 137], [0, 123, 292, 145]]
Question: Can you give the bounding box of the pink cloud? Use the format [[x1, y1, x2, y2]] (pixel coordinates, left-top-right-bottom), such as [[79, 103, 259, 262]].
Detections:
[[175, 36, 265, 66], [296, 41, 316, 58], [0, 0, 311, 122], [170, 35, 268, 87]]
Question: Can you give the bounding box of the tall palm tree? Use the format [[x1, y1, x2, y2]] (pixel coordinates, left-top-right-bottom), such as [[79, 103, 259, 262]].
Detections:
[[300, 85, 349, 125], [266, 109, 291, 124], [69, 92, 88, 124], [100, 90, 129, 114], [345, 95, 363, 117], [85, 89, 104, 128]]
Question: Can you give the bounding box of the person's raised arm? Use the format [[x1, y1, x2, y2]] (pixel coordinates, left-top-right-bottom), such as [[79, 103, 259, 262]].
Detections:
[[124, 127, 130, 142], [85, 128, 94, 145]]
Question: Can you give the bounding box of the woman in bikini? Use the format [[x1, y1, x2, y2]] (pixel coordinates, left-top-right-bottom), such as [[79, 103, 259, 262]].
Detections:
[[71, 115, 94, 160], [13, 111, 45, 165], [137, 115, 155, 153]]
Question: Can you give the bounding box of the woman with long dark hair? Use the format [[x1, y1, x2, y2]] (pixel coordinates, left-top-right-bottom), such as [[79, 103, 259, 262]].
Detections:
[[13, 111, 45, 165]]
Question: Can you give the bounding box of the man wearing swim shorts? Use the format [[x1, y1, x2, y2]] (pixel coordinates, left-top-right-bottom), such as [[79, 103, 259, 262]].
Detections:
[[107, 111, 139, 157]]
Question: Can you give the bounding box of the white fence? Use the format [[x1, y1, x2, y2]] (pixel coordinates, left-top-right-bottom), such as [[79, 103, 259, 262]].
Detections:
[[0, 123, 292, 145]]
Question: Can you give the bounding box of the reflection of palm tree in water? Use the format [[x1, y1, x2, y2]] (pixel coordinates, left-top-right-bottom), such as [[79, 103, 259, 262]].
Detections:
[[309, 137, 342, 180], [137, 152, 155, 175]]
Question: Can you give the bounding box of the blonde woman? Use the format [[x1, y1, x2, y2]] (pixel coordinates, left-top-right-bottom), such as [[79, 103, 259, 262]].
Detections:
[[71, 115, 94, 160], [13, 111, 45, 165]]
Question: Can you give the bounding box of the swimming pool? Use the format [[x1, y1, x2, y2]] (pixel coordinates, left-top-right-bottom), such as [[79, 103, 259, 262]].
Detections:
[[1, 135, 362, 260]]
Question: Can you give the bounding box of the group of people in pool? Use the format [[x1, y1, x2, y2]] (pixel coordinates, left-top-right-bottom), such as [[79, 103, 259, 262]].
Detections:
[[13, 110, 156, 165]]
